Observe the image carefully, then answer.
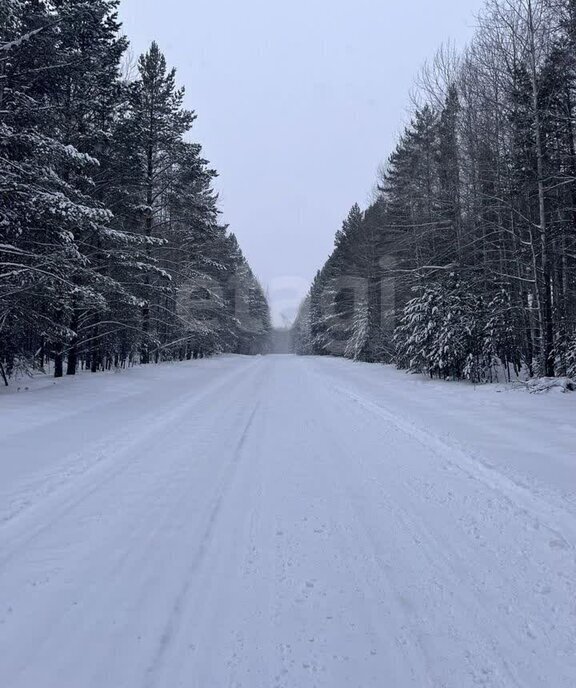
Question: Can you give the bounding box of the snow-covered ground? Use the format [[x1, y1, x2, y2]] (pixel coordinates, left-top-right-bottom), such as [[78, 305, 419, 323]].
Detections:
[[0, 355, 575, 688]]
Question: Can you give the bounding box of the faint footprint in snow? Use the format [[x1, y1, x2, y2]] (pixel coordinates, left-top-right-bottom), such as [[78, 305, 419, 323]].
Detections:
[[549, 538, 569, 550], [302, 659, 325, 673], [472, 666, 496, 685]]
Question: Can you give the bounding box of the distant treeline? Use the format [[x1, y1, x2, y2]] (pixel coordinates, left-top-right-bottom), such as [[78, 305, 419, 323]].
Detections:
[[0, 1, 270, 384], [293, 0, 576, 382]]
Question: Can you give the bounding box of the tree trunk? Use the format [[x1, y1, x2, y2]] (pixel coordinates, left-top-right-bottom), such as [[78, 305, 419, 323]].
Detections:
[[66, 349, 77, 376], [54, 353, 63, 378], [0, 361, 8, 387], [527, 0, 554, 376], [66, 309, 79, 375]]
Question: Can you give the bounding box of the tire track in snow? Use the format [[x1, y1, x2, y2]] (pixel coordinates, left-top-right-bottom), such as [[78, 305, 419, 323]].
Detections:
[[143, 401, 261, 688], [307, 361, 576, 687], [0, 360, 260, 570], [325, 379, 576, 550], [0, 361, 268, 688]]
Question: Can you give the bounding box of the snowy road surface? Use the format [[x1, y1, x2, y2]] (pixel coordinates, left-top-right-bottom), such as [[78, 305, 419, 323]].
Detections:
[[1, 355, 575, 688]]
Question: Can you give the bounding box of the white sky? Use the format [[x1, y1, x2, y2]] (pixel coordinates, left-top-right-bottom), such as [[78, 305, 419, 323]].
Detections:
[[118, 0, 484, 326]]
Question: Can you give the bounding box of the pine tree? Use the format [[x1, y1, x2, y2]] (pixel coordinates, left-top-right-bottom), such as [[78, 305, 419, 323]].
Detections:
[[1, 0, 122, 377], [127, 42, 195, 363]]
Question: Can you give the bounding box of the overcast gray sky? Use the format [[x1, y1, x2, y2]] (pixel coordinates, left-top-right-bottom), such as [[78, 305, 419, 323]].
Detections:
[[118, 0, 484, 326]]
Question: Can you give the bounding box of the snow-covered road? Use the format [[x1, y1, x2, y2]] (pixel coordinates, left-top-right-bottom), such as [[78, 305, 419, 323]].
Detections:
[[1, 355, 575, 688]]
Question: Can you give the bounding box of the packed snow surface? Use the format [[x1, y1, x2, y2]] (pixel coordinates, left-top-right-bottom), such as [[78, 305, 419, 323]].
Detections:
[[1, 355, 575, 688]]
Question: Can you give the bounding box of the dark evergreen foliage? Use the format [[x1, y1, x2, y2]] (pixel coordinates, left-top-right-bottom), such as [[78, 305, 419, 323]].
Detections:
[[294, 0, 576, 382], [0, 1, 270, 383]]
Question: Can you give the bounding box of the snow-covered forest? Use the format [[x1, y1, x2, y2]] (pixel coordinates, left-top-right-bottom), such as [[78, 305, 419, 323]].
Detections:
[[293, 0, 576, 384], [0, 0, 271, 385]]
